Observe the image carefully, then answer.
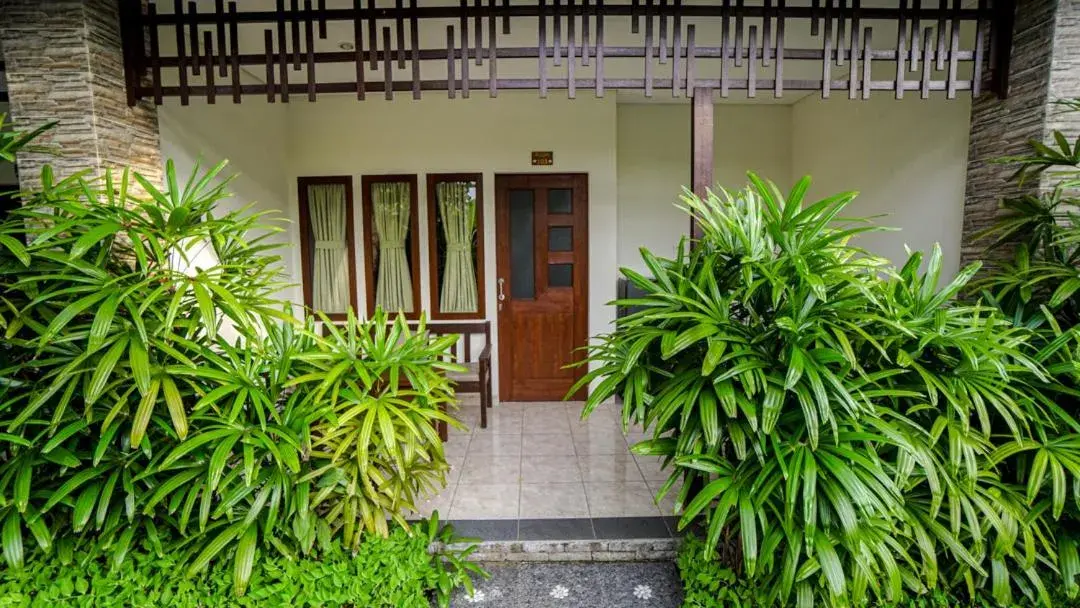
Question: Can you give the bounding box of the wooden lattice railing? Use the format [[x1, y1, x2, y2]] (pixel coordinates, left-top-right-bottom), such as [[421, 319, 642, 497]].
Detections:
[[118, 0, 1014, 106]]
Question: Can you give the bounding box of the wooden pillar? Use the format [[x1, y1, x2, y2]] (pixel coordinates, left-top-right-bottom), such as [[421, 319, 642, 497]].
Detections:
[[690, 87, 714, 239]]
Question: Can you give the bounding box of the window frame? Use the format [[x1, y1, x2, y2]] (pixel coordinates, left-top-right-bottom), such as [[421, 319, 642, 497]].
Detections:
[[426, 173, 487, 320], [297, 175, 359, 321], [361, 174, 422, 319]]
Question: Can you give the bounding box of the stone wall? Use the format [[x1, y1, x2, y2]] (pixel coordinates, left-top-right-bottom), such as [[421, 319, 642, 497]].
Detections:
[[0, 0, 162, 191], [961, 0, 1080, 268]]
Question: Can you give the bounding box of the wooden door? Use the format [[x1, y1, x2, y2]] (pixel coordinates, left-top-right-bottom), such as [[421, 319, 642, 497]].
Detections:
[[495, 174, 588, 402]]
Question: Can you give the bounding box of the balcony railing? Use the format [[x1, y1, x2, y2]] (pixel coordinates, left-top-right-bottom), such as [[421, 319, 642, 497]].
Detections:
[[119, 0, 1014, 106]]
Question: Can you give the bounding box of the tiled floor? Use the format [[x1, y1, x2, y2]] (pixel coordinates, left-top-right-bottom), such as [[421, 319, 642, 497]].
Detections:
[[413, 398, 681, 521]]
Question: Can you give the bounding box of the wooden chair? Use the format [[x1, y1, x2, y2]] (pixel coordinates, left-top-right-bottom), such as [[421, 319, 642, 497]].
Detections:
[[421, 321, 493, 441], [320, 319, 493, 442]]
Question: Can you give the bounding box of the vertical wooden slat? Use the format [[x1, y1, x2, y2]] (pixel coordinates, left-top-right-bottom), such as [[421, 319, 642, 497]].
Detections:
[[921, 26, 933, 98], [973, 0, 987, 96], [582, 0, 590, 65], [896, 0, 907, 99], [821, 0, 832, 98], [368, 0, 378, 70], [175, 0, 190, 105], [811, 0, 820, 36], [460, 0, 471, 98], [488, 0, 498, 96], [149, 4, 163, 105], [747, 26, 757, 97], [264, 29, 276, 102], [216, 0, 227, 76], [189, 1, 200, 75], [291, 0, 301, 69], [475, 0, 483, 66], [229, 2, 240, 103], [936, 0, 947, 70], [762, 0, 771, 67], [203, 31, 215, 103], [861, 27, 872, 99], [318, 0, 327, 38], [568, 11, 577, 98], [383, 27, 393, 100], [835, 0, 845, 66], [595, 0, 605, 96], [644, 0, 654, 97], [412, 0, 422, 99], [720, 0, 730, 97], [775, 0, 784, 97], [658, 0, 667, 64], [306, 0, 316, 101], [397, 0, 408, 68], [910, 7, 920, 71], [447, 25, 457, 98], [539, 0, 548, 97], [684, 23, 695, 96], [946, 0, 960, 98], [734, 0, 744, 67], [631, 0, 640, 33], [671, 0, 681, 97], [354, 0, 365, 100], [502, 0, 511, 35], [569, 0, 578, 65], [277, 0, 290, 102], [551, 0, 561, 66], [848, 0, 859, 99]]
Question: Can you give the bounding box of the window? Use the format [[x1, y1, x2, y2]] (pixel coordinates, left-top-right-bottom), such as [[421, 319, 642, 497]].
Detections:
[[297, 176, 358, 320], [361, 174, 421, 318], [426, 173, 485, 319]]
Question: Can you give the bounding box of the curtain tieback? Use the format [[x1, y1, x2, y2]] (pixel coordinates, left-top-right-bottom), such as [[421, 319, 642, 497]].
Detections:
[[447, 244, 471, 253], [381, 243, 407, 251], [314, 240, 345, 250]]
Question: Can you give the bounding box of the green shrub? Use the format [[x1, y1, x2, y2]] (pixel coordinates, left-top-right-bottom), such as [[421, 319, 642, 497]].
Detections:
[[578, 176, 1079, 606], [0, 118, 473, 599], [0, 517, 478, 607]]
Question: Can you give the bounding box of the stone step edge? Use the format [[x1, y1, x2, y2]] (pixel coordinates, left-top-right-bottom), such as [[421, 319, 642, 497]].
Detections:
[[438, 537, 680, 562]]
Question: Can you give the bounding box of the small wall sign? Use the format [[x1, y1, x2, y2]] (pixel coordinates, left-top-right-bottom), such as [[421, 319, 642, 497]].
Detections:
[[531, 151, 554, 166]]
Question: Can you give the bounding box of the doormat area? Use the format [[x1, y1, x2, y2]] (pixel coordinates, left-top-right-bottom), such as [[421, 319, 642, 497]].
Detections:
[[448, 561, 683, 607]]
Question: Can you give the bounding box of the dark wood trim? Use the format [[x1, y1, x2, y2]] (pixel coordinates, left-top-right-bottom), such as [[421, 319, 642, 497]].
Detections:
[[297, 176, 359, 321], [426, 173, 487, 321], [121, 1, 1004, 104], [361, 174, 422, 319]]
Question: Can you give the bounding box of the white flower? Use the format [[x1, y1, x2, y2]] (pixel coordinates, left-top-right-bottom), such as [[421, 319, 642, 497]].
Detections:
[[463, 588, 486, 603], [550, 584, 570, 599], [633, 584, 653, 600]]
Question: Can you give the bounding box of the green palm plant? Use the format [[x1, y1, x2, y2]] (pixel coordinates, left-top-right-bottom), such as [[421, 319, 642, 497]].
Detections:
[[0, 122, 469, 599], [576, 176, 1080, 606]]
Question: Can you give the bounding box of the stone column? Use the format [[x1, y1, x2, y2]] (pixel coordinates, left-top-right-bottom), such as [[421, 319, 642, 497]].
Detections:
[[961, 0, 1080, 268], [0, 0, 162, 191]]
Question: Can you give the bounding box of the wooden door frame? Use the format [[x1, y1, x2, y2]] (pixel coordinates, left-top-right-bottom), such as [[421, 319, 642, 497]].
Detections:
[[494, 172, 589, 402]]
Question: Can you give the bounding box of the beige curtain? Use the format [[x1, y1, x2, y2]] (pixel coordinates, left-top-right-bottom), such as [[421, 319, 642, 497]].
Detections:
[[307, 184, 350, 313], [437, 182, 478, 313], [372, 182, 414, 313]]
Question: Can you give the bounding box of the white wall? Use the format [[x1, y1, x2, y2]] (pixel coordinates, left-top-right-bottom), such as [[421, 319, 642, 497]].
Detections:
[[615, 103, 793, 271], [283, 92, 618, 395], [791, 94, 972, 279], [159, 98, 296, 302]]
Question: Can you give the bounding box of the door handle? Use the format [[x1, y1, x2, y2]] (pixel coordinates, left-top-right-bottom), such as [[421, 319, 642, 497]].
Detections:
[[497, 278, 506, 301]]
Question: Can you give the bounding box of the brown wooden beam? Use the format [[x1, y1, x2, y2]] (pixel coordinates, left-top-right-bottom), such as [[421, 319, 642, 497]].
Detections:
[[691, 86, 713, 240]]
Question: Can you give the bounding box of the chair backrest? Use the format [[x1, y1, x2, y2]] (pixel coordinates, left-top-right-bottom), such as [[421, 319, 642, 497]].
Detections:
[[414, 321, 490, 364]]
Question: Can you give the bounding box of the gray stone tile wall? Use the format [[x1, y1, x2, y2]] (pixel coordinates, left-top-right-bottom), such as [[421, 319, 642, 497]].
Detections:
[[0, 0, 162, 191]]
